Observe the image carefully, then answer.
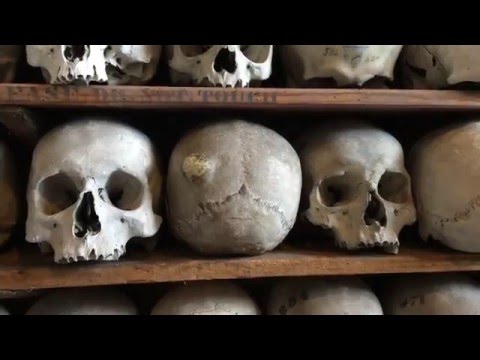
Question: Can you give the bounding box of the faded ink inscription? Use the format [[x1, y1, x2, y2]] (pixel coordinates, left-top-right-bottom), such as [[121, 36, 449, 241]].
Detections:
[[6, 85, 278, 105]]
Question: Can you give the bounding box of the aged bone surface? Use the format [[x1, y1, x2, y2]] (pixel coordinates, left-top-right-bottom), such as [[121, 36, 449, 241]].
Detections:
[[26, 288, 138, 315], [167, 120, 302, 255], [401, 45, 480, 89], [0, 46, 21, 83], [411, 121, 480, 252], [279, 45, 403, 87], [267, 277, 383, 315], [0, 141, 17, 247], [167, 45, 273, 87], [298, 121, 416, 253], [151, 281, 260, 315], [26, 119, 163, 263], [26, 45, 161, 85], [382, 273, 480, 315]]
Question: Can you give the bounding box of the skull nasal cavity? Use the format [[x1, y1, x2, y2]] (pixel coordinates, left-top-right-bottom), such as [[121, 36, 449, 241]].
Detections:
[[64, 45, 88, 61], [74, 192, 101, 238], [214, 48, 237, 74], [364, 192, 387, 227]]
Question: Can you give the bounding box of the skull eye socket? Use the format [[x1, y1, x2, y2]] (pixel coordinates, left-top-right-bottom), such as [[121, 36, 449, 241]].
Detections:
[[241, 45, 271, 63], [378, 171, 410, 203], [319, 173, 359, 207], [180, 45, 212, 57], [104, 171, 144, 211], [39, 173, 79, 215]]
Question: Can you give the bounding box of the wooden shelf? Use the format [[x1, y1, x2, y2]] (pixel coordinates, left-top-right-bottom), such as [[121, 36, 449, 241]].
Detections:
[[0, 244, 479, 291], [0, 84, 480, 111]]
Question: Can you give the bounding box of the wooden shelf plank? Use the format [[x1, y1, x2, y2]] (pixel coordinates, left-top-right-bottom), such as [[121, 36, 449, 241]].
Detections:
[[0, 244, 479, 291], [0, 84, 480, 111]]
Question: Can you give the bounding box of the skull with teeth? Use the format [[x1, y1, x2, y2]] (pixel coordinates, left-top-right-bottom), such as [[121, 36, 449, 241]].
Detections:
[[25, 120, 163, 263], [167, 45, 273, 87], [298, 122, 416, 253], [26, 45, 161, 85]]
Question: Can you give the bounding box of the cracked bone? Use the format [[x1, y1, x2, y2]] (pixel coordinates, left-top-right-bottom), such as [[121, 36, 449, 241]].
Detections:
[[411, 121, 480, 252], [167, 120, 302, 255]]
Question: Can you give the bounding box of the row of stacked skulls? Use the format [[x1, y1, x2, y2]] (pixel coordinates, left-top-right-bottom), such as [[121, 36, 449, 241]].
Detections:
[[0, 45, 478, 88], [0, 117, 479, 263], [1, 274, 480, 315]]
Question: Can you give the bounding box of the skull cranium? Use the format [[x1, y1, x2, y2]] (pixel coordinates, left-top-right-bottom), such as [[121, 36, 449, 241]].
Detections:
[[167, 45, 273, 87], [298, 121, 416, 253], [26, 45, 161, 85], [279, 45, 403, 87], [25, 120, 163, 263]]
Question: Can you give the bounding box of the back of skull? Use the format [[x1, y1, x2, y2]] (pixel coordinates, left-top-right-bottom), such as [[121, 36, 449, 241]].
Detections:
[[167, 45, 273, 87], [267, 277, 383, 315], [167, 120, 302, 256], [0, 142, 17, 247], [299, 122, 416, 253], [26, 288, 138, 315], [402, 45, 480, 89], [411, 121, 480, 252], [280, 45, 403, 87], [382, 273, 480, 315], [26, 45, 161, 85], [151, 281, 260, 315], [26, 120, 163, 263]]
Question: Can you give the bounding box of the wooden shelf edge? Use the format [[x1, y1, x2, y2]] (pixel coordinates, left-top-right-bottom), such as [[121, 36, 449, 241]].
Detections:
[[0, 84, 480, 111], [0, 245, 479, 291]]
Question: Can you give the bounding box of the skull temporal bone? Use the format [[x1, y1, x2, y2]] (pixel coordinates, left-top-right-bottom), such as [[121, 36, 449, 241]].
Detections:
[[26, 45, 161, 85], [299, 122, 416, 253], [168, 45, 273, 87], [26, 120, 163, 263]]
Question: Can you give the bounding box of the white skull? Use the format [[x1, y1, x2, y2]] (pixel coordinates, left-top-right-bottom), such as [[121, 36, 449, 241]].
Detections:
[[0, 141, 17, 247], [0, 46, 21, 83], [411, 121, 480, 252], [26, 45, 161, 85], [382, 273, 480, 315], [151, 281, 260, 315], [167, 120, 302, 255], [26, 288, 138, 315], [279, 45, 403, 87], [25, 120, 163, 263], [167, 45, 273, 87], [401, 45, 480, 89], [299, 122, 416, 253], [267, 277, 383, 315]]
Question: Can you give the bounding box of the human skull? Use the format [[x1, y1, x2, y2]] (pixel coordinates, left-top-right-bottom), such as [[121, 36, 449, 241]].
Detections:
[[401, 45, 480, 89], [0, 46, 21, 82], [279, 45, 403, 87], [167, 45, 273, 87], [0, 141, 17, 248], [167, 120, 302, 255], [26, 45, 161, 85], [26, 288, 138, 315], [381, 273, 480, 315], [267, 277, 383, 315], [26, 120, 163, 263], [151, 281, 260, 315], [299, 122, 416, 253], [411, 121, 480, 252]]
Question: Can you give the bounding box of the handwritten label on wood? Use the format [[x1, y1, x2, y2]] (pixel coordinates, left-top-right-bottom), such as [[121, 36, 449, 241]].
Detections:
[[3, 85, 278, 107]]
